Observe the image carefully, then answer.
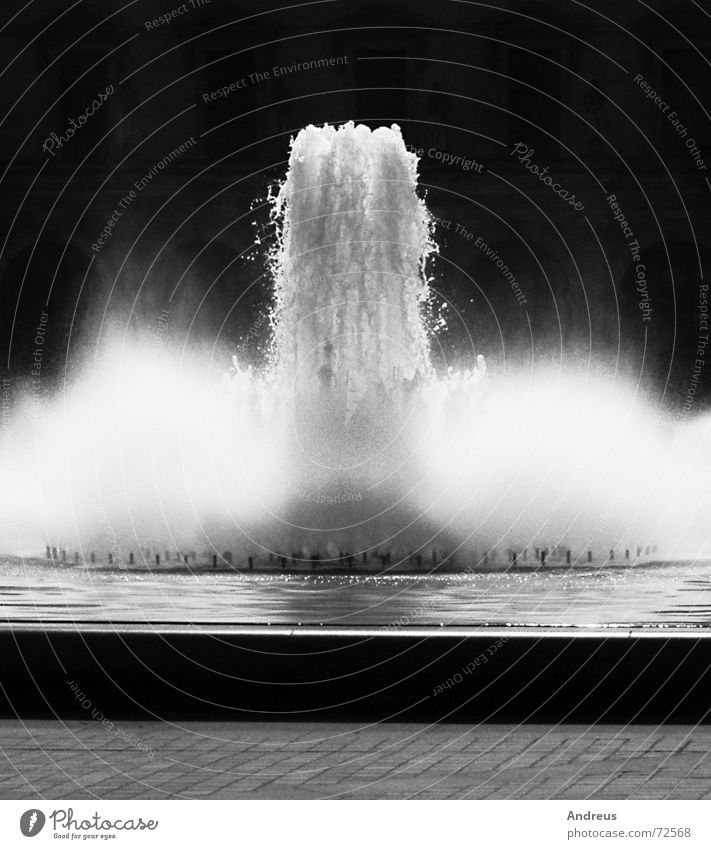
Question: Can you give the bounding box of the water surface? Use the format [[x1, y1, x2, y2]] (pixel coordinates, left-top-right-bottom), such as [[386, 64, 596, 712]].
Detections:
[[1, 559, 710, 626]]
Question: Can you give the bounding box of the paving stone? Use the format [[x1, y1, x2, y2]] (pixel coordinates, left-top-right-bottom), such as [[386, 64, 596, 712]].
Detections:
[[1, 721, 710, 799]]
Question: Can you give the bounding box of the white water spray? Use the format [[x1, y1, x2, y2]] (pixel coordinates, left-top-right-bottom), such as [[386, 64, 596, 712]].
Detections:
[[0, 122, 709, 564]]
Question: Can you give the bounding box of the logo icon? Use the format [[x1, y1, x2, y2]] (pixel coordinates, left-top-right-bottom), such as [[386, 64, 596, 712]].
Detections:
[[20, 810, 45, 837]]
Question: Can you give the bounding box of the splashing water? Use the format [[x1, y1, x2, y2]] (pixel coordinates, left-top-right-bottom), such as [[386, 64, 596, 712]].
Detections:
[[271, 122, 432, 414], [0, 122, 710, 563], [266, 122, 484, 554]]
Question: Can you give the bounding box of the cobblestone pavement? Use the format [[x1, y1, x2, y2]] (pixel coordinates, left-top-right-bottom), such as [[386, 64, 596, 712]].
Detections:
[[0, 721, 709, 799]]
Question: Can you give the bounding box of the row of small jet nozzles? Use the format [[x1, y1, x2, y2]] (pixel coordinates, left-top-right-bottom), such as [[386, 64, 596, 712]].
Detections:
[[42, 547, 456, 569], [45, 546, 219, 566], [505, 545, 658, 566], [43, 544, 659, 568]]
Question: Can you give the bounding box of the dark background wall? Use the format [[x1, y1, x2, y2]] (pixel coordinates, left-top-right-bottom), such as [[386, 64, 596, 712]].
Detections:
[[0, 0, 708, 413]]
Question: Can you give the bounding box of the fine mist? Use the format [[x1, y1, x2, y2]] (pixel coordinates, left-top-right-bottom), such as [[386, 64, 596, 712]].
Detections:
[[0, 122, 709, 565]]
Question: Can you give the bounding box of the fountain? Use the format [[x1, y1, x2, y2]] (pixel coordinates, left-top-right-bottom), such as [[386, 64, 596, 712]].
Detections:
[[0, 122, 710, 568], [271, 122, 432, 413], [265, 122, 485, 559]]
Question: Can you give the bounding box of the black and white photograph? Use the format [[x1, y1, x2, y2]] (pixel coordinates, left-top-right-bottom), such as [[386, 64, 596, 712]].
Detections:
[[0, 0, 710, 840]]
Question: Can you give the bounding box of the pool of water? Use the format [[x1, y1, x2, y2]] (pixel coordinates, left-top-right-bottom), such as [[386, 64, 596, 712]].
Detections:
[[2, 558, 711, 626]]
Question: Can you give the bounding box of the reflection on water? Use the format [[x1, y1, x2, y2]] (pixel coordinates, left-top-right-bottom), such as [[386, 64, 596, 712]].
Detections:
[[2, 559, 711, 626]]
